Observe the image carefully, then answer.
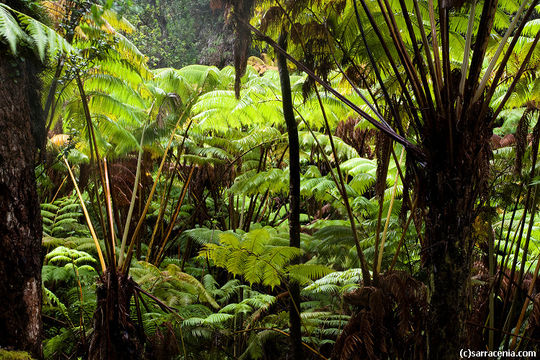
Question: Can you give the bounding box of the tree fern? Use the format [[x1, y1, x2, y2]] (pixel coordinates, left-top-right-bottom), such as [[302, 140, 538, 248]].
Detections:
[[130, 261, 219, 309], [201, 227, 332, 288], [302, 268, 364, 296], [0, 3, 72, 60]]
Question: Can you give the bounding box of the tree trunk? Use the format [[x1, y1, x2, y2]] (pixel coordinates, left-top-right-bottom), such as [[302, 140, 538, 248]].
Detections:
[[88, 271, 143, 360], [277, 31, 303, 360], [422, 104, 492, 358], [0, 44, 44, 358]]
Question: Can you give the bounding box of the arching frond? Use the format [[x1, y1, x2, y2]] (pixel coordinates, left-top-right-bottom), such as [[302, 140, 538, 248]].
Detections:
[[0, 3, 72, 60]]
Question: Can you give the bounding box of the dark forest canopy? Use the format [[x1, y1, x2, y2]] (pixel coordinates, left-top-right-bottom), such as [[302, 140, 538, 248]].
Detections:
[[120, 0, 235, 67]]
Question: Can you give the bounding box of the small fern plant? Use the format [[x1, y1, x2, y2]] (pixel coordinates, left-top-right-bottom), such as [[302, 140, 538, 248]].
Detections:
[[200, 227, 334, 288], [41, 195, 88, 239]]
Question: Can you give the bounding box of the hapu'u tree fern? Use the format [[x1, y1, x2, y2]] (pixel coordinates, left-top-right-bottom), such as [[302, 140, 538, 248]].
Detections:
[[200, 227, 334, 288], [41, 244, 99, 359], [41, 195, 87, 238], [190, 64, 363, 133], [217, 0, 540, 358], [130, 261, 220, 309]]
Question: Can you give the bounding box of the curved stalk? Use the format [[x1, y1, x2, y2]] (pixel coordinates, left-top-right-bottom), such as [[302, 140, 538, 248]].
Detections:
[[118, 128, 146, 268], [63, 156, 106, 272], [377, 146, 405, 273]]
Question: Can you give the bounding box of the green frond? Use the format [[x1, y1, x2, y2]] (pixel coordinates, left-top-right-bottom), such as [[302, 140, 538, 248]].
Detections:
[[229, 168, 289, 196], [43, 287, 70, 319], [300, 176, 338, 201], [182, 228, 222, 245], [287, 264, 334, 285], [0, 3, 72, 60], [177, 64, 223, 91], [87, 91, 146, 124], [43, 326, 80, 359], [239, 329, 279, 360], [302, 268, 363, 295], [0, 3, 27, 53], [45, 246, 97, 267], [201, 228, 306, 288], [101, 9, 135, 33], [164, 264, 220, 309], [219, 302, 253, 315], [243, 293, 276, 310], [182, 312, 233, 327], [112, 31, 150, 78], [21, 14, 72, 60], [152, 68, 193, 101], [131, 261, 219, 309]]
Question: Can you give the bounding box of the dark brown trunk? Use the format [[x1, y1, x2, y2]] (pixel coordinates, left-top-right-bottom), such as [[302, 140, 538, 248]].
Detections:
[[277, 31, 303, 360], [88, 271, 143, 360], [0, 46, 44, 358], [422, 104, 492, 358]]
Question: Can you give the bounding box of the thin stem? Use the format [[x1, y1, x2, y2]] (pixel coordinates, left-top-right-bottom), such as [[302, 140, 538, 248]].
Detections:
[[63, 156, 106, 272]]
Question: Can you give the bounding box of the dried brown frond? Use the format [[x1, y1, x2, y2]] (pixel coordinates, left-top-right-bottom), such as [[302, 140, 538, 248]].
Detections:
[[260, 6, 284, 34], [375, 132, 392, 199], [217, 1, 256, 98], [333, 271, 427, 360], [335, 117, 375, 158], [530, 109, 540, 158], [247, 56, 277, 75], [526, 293, 540, 344], [147, 322, 181, 359], [441, 0, 468, 9], [209, 0, 224, 10], [107, 155, 152, 208], [500, 133, 516, 148], [515, 108, 532, 175]]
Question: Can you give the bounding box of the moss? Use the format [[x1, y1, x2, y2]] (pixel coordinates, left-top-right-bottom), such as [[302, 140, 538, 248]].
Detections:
[[0, 349, 34, 360]]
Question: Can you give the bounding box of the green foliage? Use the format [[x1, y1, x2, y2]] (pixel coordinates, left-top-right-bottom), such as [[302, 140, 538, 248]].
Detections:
[[0, 3, 72, 60], [125, 0, 233, 68], [201, 227, 333, 288], [302, 268, 363, 296], [130, 261, 219, 309], [0, 349, 33, 360], [41, 242, 98, 359], [30, 0, 540, 358], [41, 195, 89, 239]]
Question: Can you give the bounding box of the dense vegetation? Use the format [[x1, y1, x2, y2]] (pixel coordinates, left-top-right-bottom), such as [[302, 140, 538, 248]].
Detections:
[[1, 0, 540, 359]]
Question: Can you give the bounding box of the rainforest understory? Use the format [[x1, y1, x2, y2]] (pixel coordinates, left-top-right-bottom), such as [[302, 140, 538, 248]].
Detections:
[[1, 0, 540, 359]]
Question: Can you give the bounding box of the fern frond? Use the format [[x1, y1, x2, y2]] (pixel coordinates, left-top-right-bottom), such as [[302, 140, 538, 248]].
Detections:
[[287, 264, 334, 285], [0, 3, 72, 60], [0, 3, 26, 53]]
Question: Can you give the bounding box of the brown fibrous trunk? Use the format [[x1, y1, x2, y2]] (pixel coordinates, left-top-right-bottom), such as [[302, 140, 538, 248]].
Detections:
[[88, 270, 144, 360]]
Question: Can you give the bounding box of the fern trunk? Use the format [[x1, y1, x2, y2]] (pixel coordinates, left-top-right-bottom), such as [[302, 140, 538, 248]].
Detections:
[[88, 270, 144, 359], [422, 103, 492, 357], [0, 38, 44, 358], [277, 31, 303, 360]]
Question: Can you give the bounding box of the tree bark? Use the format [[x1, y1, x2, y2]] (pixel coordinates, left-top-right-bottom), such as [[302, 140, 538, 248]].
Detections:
[[0, 44, 44, 358], [422, 104, 492, 358], [277, 31, 303, 360], [88, 271, 143, 360]]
